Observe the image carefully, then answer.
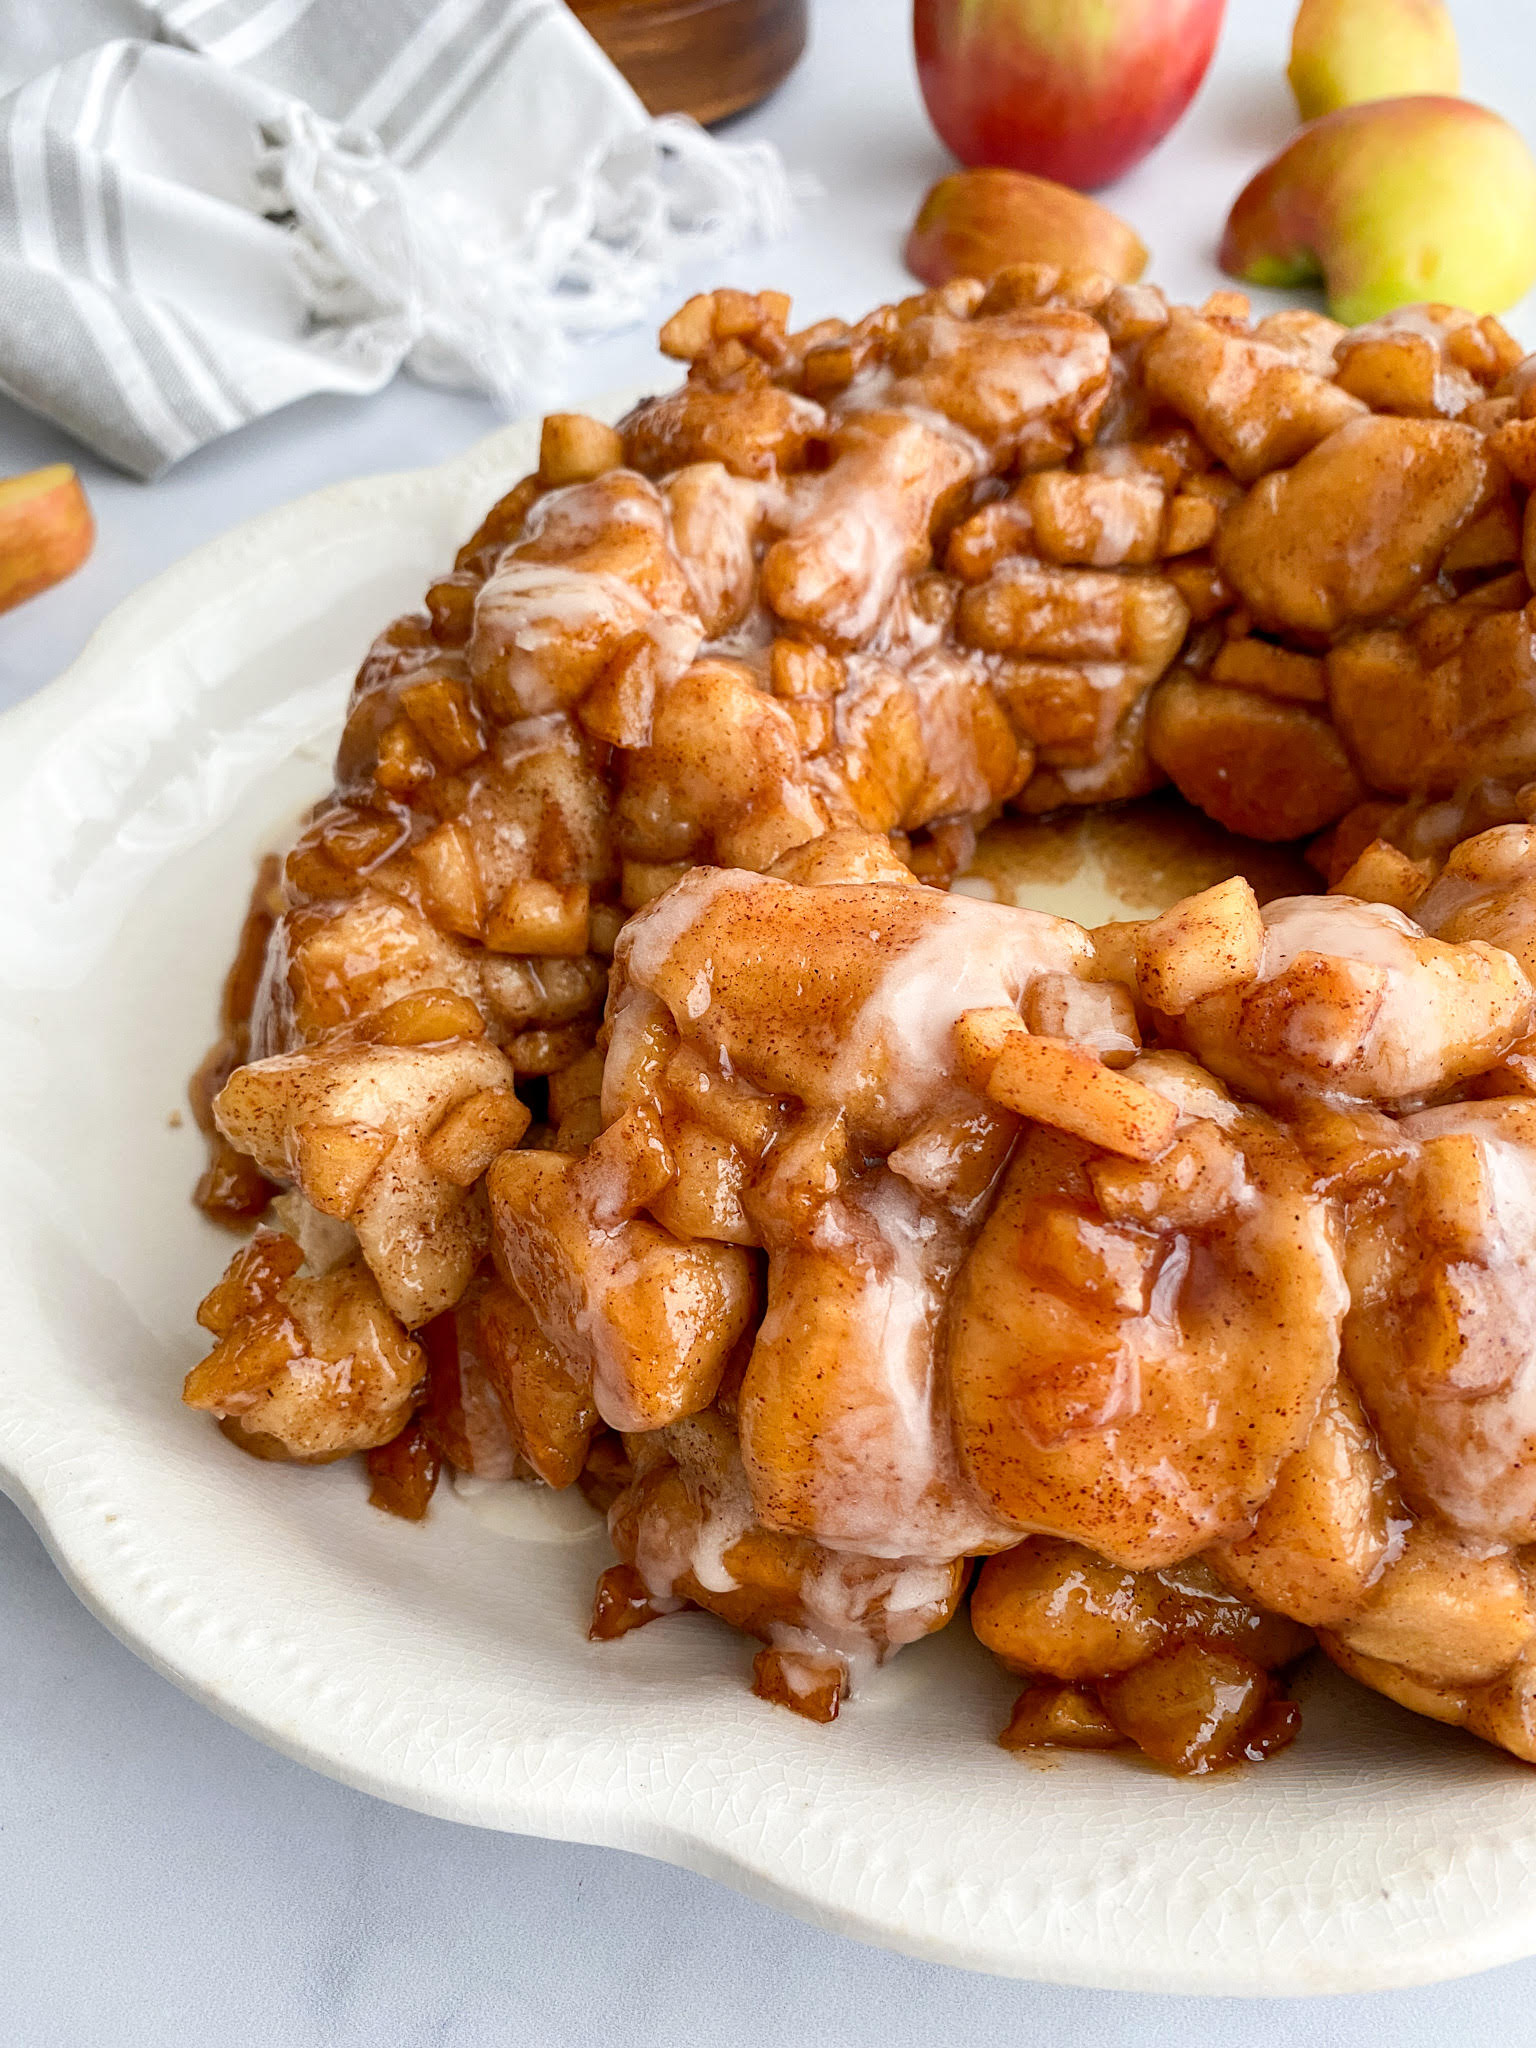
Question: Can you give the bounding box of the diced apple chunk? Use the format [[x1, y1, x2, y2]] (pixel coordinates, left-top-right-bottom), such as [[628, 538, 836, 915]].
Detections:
[[978, 1030, 1181, 1161], [539, 412, 624, 486], [411, 821, 485, 937], [575, 1104, 678, 1224], [422, 1086, 531, 1186], [485, 880, 592, 956], [1136, 876, 1265, 1016], [1329, 837, 1432, 913], [367, 988, 486, 1046], [294, 1121, 395, 1218]]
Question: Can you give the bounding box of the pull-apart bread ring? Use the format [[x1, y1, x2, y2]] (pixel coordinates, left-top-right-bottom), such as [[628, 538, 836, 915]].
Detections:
[[182, 270, 1536, 1771]]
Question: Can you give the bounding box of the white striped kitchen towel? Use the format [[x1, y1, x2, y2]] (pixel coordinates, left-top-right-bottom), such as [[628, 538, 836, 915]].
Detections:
[[0, 0, 800, 477]]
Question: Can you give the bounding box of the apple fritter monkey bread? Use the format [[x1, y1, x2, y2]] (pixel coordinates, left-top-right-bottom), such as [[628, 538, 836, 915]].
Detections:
[[186, 267, 1536, 1775]]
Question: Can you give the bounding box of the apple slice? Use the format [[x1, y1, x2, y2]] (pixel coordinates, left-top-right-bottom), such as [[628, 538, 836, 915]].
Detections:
[[905, 168, 1148, 289], [1220, 97, 1536, 325], [0, 463, 94, 614]]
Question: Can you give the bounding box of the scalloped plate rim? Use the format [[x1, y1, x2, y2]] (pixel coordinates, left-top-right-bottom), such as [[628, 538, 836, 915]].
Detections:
[[4, 405, 1536, 1999]]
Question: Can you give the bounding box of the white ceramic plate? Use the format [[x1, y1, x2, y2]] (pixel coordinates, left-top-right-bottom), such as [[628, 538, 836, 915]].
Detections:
[[6, 409, 1536, 1999]]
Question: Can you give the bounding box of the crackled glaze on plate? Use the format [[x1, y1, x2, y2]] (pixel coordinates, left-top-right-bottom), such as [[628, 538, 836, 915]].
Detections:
[[4, 403, 1536, 1995]]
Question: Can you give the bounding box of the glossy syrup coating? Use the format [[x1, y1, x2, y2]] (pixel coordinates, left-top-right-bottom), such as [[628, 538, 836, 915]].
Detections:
[[182, 271, 1536, 1770], [974, 1539, 1310, 1775]]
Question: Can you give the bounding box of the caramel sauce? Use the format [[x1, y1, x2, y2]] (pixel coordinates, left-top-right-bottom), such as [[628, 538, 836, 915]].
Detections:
[[966, 793, 1314, 925]]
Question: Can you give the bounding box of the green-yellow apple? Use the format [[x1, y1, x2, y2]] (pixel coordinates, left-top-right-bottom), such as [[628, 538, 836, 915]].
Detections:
[[1220, 97, 1536, 325], [905, 168, 1148, 286], [1289, 0, 1459, 121], [0, 463, 93, 614], [914, 0, 1227, 192]]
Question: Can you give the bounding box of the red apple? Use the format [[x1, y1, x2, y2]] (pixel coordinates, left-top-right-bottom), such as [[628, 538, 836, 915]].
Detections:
[[914, 0, 1228, 192]]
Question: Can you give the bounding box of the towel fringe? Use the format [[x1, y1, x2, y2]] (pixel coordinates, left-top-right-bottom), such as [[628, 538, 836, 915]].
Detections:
[[258, 106, 809, 413]]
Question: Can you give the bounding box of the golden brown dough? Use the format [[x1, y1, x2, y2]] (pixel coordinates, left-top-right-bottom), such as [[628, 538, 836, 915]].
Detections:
[[1217, 415, 1492, 635], [949, 1055, 1345, 1568], [1174, 894, 1534, 1110]]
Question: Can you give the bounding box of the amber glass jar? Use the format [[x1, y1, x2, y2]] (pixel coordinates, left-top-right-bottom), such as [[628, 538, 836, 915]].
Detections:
[[570, 0, 809, 125]]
